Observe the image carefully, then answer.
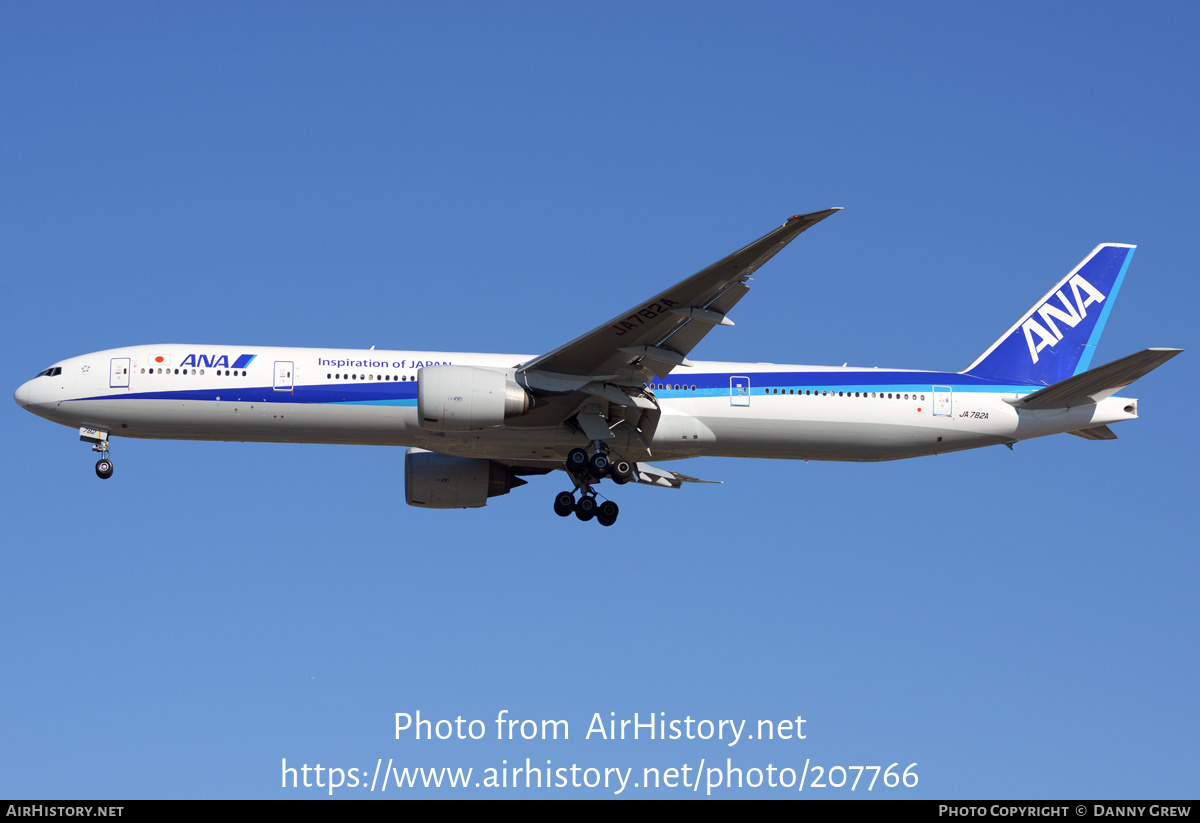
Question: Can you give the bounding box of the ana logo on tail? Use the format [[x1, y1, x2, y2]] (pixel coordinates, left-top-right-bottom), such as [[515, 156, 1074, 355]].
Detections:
[[1021, 274, 1105, 363]]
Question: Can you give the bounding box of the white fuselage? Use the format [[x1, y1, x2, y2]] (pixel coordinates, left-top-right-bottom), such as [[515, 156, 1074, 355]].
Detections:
[[14, 344, 1138, 464]]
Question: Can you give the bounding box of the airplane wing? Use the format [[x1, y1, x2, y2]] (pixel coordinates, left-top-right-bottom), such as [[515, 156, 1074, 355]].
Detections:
[[519, 208, 840, 381], [512, 208, 841, 431]]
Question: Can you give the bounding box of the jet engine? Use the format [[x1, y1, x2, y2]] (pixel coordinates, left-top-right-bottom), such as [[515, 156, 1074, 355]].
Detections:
[[404, 448, 526, 509], [417, 365, 533, 432]]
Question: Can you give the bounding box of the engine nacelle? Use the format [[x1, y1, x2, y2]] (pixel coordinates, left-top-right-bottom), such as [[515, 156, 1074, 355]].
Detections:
[[404, 449, 526, 509], [417, 365, 533, 432]]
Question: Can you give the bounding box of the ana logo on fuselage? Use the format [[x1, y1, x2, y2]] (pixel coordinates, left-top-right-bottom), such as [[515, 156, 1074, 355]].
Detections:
[[179, 353, 258, 370], [1021, 275, 1105, 363]]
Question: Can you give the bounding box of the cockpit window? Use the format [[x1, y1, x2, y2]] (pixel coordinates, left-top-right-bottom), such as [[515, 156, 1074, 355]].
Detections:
[[35, 367, 62, 377]]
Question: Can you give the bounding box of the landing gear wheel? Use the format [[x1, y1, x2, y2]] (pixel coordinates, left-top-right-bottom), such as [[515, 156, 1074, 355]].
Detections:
[[566, 448, 589, 471], [95, 458, 114, 480], [553, 491, 575, 517], [610, 459, 633, 485], [597, 500, 619, 527], [588, 452, 609, 476], [575, 495, 597, 521]]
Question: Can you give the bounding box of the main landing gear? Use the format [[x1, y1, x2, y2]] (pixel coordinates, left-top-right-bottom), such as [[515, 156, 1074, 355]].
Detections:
[[553, 446, 633, 526], [554, 488, 620, 527]]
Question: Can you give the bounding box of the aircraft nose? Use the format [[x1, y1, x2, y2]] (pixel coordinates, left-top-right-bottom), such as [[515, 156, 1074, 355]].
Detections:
[[14, 380, 33, 409]]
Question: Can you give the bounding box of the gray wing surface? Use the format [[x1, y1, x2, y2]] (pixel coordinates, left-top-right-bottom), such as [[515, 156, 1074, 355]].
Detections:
[[518, 208, 841, 382]]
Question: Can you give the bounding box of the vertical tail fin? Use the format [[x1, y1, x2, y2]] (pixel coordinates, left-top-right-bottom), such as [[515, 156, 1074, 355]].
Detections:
[[963, 244, 1135, 385]]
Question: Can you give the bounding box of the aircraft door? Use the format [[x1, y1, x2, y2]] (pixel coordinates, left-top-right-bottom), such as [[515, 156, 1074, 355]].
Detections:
[[109, 358, 130, 388], [933, 385, 952, 416], [730, 375, 751, 406], [274, 361, 294, 392]]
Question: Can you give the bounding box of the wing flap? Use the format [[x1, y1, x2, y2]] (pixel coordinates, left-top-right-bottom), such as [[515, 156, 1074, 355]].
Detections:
[[652, 282, 752, 374], [634, 462, 722, 489]]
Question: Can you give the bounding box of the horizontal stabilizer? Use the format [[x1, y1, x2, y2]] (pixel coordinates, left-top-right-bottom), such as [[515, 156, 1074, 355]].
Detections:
[[634, 462, 722, 489], [1067, 425, 1118, 440], [1014, 348, 1182, 409]]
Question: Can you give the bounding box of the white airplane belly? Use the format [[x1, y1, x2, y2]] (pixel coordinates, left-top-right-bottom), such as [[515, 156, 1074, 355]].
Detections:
[[57, 397, 422, 446], [695, 393, 1015, 461]]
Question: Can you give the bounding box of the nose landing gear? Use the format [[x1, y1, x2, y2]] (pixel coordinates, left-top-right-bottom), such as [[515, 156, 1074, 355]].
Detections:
[[80, 426, 114, 480]]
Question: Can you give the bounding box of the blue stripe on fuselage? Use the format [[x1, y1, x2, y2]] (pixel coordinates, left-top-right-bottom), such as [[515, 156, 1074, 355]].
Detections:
[[72, 369, 1035, 405]]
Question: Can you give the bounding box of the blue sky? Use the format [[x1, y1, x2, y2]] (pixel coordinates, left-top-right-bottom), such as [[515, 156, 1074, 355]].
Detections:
[[2, 2, 1196, 798]]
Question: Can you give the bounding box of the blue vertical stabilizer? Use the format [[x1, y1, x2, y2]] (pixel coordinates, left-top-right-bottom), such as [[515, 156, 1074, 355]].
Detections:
[[963, 244, 1135, 386]]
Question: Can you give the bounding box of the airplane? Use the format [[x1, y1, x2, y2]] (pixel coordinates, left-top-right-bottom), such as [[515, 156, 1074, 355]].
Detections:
[[13, 208, 1181, 526]]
